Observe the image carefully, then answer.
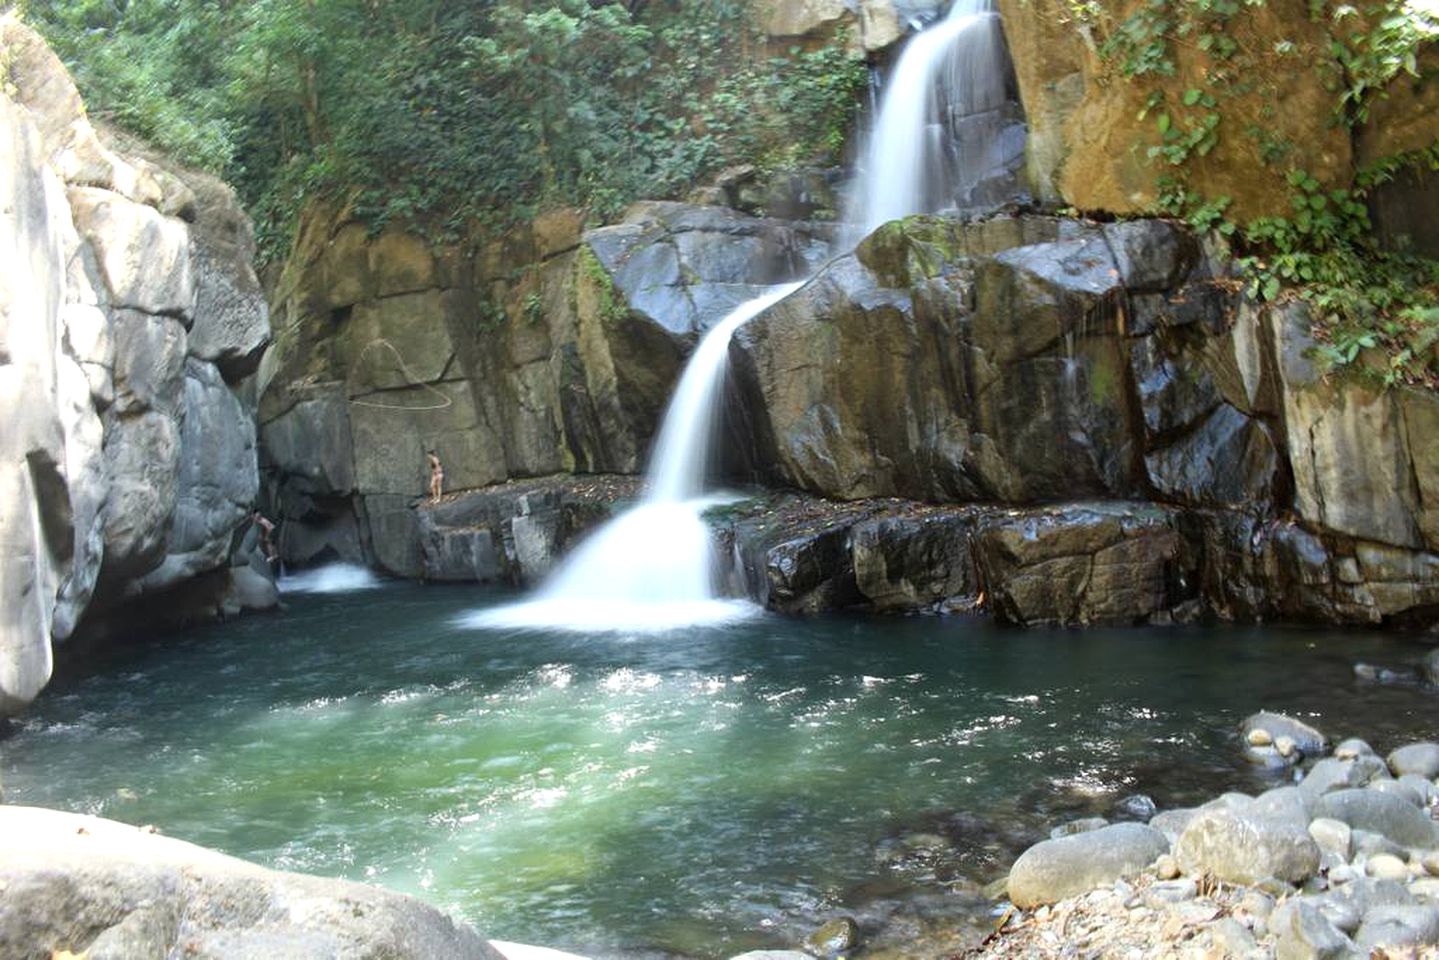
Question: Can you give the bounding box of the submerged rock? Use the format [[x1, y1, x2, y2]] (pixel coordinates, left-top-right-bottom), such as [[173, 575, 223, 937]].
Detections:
[[1240, 712, 1328, 759], [804, 916, 860, 958]]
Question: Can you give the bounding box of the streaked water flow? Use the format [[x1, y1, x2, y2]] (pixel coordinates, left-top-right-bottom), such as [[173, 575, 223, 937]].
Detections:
[[846, 0, 1010, 240], [469, 284, 800, 632]]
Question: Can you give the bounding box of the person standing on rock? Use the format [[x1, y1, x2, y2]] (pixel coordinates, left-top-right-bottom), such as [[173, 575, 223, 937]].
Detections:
[[428, 451, 444, 503], [251, 510, 278, 564]]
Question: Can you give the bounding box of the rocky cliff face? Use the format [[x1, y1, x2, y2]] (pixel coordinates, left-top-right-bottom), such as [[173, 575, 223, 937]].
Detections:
[[0, 18, 274, 717], [258, 201, 826, 576], [408, 208, 1439, 627], [721, 212, 1439, 625]]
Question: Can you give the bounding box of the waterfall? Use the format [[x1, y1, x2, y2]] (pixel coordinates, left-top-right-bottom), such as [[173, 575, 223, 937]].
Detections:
[[466, 284, 800, 631], [846, 0, 1010, 241], [469, 0, 1014, 631]]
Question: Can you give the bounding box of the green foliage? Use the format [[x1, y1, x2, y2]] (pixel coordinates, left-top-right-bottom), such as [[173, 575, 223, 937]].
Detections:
[[19, 0, 865, 263], [1234, 166, 1439, 385], [1080, 0, 1439, 387], [1329, 0, 1439, 123]]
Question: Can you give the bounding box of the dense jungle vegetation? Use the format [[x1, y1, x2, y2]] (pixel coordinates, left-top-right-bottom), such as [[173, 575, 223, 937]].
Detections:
[[17, 0, 867, 261]]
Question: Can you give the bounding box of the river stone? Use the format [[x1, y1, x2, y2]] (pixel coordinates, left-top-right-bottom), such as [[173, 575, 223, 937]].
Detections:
[[1254, 786, 1314, 828], [1368, 778, 1427, 808], [729, 954, 813, 960], [1304, 877, 1417, 938], [804, 916, 859, 957], [1309, 818, 1354, 860], [1271, 898, 1355, 959], [1208, 916, 1259, 957], [1313, 789, 1437, 849], [1174, 800, 1321, 885], [1423, 648, 1439, 686], [1398, 774, 1437, 806], [1006, 822, 1169, 908], [1353, 904, 1439, 952], [1387, 742, 1439, 779], [1365, 853, 1411, 881], [1300, 756, 1391, 804], [1113, 794, 1157, 821], [1149, 808, 1197, 844], [1241, 712, 1327, 758], [0, 806, 501, 959], [1353, 829, 1407, 860], [1334, 738, 1377, 760]]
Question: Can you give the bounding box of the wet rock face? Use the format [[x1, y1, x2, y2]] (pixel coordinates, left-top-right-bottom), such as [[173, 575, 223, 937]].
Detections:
[[720, 212, 1439, 626], [415, 475, 641, 586], [259, 200, 823, 575], [0, 17, 273, 716], [730, 215, 1221, 504]]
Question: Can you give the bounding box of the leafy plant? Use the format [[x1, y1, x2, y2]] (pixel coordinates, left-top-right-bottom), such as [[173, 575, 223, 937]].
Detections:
[[19, 0, 865, 264]]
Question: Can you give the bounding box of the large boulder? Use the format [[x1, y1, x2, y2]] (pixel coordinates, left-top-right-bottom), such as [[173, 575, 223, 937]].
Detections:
[[0, 17, 273, 714], [0, 805, 502, 960], [133, 359, 258, 594], [974, 503, 1188, 626], [1311, 789, 1438, 849], [0, 93, 75, 715], [729, 215, 1165, 502], [1271, 303, 1439, 553], [1172, 799, 1322, 885], [417, 476, 638, 585], [1006, 822, 1169, 908]]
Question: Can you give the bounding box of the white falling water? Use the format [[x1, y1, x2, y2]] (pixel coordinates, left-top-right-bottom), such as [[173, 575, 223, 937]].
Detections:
[[466, 284, 801, 632], [468, 0, 1013, 632], [847, 0, 1009, 241]]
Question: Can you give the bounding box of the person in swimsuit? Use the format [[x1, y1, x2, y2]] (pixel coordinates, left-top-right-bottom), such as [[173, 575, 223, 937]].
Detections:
[[428, 451, 444, 502], [252, 510, 278, 563]]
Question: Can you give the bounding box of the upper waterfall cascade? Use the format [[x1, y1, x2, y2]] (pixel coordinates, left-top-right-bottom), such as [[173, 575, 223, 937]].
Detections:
[[847, 0, 1016, 241]]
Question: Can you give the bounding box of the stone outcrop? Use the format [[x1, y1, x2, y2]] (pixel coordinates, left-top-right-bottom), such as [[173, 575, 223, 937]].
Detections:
[[755, 0, 910, 56], [705, 212, 1439, 625], [0, 805, 502, 960], [397, 210, 1439, 628], [417, 475, 640, 585], [259, 201, 824, 576], [0, 17, 274, 716]]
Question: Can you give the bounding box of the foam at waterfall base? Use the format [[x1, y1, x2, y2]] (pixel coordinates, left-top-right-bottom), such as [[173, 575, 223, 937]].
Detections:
[[277, 563, 382, 594], [462, 499, 761, 633], [461, 596, 760, 633]]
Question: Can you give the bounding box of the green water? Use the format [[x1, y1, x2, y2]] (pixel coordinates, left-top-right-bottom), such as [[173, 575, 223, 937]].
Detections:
[[4, 580, 1437, 956]]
